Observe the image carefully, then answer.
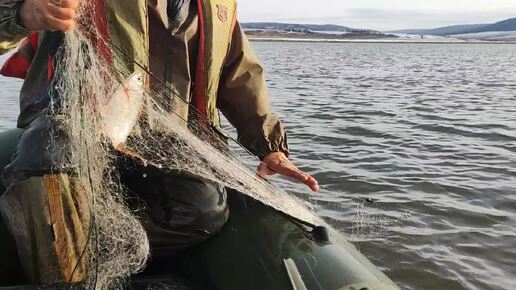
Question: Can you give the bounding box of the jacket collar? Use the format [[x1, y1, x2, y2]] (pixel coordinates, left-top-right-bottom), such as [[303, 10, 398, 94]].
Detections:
[[168, 0, 192, 34]]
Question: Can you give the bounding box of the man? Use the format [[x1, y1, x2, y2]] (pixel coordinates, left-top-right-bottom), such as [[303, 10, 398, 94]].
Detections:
[[0, 0, 319, 285]]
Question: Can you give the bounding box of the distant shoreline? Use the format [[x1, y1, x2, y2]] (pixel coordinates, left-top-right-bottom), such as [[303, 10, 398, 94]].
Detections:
[[242, 19, 516, 43], [247, 36, 516, 45]]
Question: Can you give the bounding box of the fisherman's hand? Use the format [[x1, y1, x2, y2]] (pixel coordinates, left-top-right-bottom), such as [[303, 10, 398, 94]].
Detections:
[[19, 0, 79, 32], [258, 152, 319, 192]]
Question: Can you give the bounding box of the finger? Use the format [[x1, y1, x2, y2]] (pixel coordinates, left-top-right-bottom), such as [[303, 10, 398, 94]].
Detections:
[[53, 0, 80, 9], [272, 163, 320, 192], [273, 164, 310, 183], [305, 175, 320, 192], [42, 14, 76, 31], [47, 5, 76, 21], [69, 0, 80, 9], [263, 156, 309, 182]]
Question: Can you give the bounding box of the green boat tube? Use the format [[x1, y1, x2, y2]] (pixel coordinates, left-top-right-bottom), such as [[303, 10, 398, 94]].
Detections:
[[0, 129, 400, 290]]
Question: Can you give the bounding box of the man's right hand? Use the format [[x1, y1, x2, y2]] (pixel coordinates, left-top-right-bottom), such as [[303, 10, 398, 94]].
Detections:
[[19, 0, 79, 32]]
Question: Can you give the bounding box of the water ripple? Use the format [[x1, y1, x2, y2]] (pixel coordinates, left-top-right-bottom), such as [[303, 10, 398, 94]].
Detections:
[[255, 42, 516, 290]]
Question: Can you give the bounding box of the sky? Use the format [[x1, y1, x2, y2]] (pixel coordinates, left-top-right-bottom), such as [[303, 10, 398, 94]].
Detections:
[[237, 0, 516, 31]]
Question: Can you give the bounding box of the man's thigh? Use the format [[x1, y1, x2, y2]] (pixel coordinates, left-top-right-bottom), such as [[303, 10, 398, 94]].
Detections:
[[118, 160, 229, 256]]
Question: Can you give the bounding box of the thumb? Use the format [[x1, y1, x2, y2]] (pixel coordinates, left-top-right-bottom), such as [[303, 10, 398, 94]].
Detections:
[[257, 162, 276, 178]]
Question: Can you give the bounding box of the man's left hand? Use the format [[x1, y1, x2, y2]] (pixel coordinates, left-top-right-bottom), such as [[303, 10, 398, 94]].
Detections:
[[257, 152, 319, 192]]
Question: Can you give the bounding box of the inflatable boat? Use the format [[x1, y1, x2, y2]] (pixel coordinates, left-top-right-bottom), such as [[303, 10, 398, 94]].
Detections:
[[0, 129, 400, 290]]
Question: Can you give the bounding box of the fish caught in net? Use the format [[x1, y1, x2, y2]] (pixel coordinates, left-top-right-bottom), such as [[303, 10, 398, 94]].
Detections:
[[48, 1, 325, 289]]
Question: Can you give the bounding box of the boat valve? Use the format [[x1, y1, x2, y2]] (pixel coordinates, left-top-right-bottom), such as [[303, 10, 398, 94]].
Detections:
[[311, 226, 330, 243]]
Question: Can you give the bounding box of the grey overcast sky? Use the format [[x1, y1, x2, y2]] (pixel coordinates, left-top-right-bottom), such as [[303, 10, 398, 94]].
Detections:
[[237, 0, 516, 31]]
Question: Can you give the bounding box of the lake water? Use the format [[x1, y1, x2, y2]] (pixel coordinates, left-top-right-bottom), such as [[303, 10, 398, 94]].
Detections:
[[1, 42, 516, 290], [0, 54, 22, 130]]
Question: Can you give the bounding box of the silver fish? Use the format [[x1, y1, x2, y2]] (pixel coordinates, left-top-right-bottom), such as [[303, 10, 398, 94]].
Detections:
[[100, 72, 145, 150]]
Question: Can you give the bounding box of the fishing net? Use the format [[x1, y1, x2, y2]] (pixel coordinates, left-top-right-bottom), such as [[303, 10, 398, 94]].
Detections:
[[49, 1, 324, 289], [50, 13, 149, 290]]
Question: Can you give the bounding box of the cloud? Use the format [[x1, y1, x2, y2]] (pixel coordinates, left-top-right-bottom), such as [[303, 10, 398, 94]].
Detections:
[[251, 8, 516, 31], [237, 0, 516, 30]]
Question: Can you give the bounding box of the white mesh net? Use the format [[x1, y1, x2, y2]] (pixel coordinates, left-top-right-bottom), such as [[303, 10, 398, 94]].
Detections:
[[49, 2, 325, 289]]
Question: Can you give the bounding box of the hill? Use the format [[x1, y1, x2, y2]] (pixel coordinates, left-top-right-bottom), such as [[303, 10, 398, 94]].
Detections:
[[242, 22, 396, 41], [466, 18, 516, 34], [389, 24, 487, 36], [242, 22, 373, 33], [388, 18, 516, 36]]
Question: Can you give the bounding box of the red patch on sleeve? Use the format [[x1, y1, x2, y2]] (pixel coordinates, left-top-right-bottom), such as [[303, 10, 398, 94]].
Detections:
[[0, 53, 31, 79], [0, 32, 39, 79]]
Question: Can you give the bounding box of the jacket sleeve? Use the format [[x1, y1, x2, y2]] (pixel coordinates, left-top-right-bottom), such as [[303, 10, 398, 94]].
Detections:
[[217, 22, 289, 159], [0, 0, 30, 55]]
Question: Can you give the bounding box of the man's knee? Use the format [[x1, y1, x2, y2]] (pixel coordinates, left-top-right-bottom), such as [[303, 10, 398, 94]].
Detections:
[[158, 174, 229, 229]]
